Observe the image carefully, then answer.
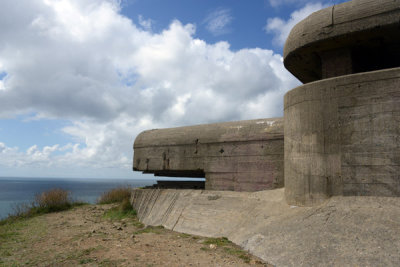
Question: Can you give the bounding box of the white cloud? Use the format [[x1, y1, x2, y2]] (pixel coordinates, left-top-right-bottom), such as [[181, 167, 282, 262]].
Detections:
[[265, 2, 326, 46], [269, 0, 344, 8], [0, 142, 6, 153], [0, 0, 299, 177], [138, 15, 153, 31], [203, 7, 233, 36], [268, 0, 309, 8]]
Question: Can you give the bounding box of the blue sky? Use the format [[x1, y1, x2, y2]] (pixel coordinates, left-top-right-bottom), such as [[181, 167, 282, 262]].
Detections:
[[0, 0, 346, 179]]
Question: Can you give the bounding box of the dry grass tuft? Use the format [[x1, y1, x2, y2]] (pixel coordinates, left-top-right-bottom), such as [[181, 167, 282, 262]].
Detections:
[[97, 187, 132, 204], [1, 188, 85, 225], [35, 188, 72, 213]]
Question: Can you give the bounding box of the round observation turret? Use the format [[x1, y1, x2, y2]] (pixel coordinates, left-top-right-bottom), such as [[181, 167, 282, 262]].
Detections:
[[284, 0, 400, 206], [284, 0, 400, 83]]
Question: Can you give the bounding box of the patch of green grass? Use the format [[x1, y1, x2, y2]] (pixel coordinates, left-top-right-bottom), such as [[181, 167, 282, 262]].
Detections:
[[0, 229, 19, 240], [102, 199, 145, 229], [132, 220, 145, 228], [202, 237, 253, 264], [0, 217, 47, 267], [103, 207, 137, 221], [202, 236, 232, 246], [178, 233, 192, 238], [239, 254, 251, 263], [79, 258, 95, 264], [0, 259, 19, 267], [81, 247, 96, 256], [224, 247, 251, 262], [0, 219, 30, 245], [177, 232, 200, 241], [223, 247, 242, 255], [133, 225, 165, 235], [61, 246, 102, 264], [102, 196, 140, 223]]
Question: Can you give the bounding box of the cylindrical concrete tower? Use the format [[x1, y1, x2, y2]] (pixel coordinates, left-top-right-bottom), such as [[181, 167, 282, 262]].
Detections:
[[283, 0, 400, 206]]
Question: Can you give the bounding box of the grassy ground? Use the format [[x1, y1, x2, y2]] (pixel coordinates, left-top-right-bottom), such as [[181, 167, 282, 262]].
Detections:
[[0, 188, 269, 267]]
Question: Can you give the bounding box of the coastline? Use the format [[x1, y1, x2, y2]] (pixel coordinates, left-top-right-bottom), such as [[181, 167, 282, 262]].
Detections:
[[0, 177, 156, 219]]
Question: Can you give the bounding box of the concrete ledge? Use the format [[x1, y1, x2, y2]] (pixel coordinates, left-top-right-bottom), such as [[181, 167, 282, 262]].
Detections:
[[131, 188, 400, 266], [133, 118, 284, 192]]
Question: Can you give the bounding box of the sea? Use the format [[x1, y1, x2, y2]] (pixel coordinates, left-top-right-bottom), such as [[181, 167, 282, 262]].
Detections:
[[0, 177, 157, 220]]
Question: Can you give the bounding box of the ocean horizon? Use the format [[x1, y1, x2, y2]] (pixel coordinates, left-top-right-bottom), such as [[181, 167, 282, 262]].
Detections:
[[0, 176, 157, 219]]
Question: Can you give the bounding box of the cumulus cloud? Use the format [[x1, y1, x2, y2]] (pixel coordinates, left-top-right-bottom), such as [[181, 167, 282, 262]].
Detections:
[[203, 7, 233, 36], [138, 15, 153, 31], [265, 2, 326, 46], [0, 0, 299, 176]]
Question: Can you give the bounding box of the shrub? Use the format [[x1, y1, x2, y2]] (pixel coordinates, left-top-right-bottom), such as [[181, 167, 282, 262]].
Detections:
[[0, 188, 84, 224], [34, 188, 72, 213], [97, 187, 132, 204]]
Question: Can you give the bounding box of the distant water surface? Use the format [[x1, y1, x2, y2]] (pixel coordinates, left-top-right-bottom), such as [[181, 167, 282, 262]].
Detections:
[[0, 177, 156, 219]]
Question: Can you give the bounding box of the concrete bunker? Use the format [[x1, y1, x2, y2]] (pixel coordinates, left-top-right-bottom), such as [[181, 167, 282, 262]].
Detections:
[[133, 118, 284, 192], [133, 0, 400, 206]]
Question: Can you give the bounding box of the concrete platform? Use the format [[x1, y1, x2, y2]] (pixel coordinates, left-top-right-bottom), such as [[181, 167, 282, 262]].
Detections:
[[131, 188, 400, 266]]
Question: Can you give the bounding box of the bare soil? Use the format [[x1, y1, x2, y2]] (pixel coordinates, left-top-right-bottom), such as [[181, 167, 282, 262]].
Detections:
[[0, 204, 269, 266]]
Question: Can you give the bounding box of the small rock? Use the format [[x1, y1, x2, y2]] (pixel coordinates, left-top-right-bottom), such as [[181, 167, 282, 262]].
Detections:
[[209, 244, 217, 249], [117, 227, 123, 231], [130, 234, 135, 239], [92, 229, 96, 233]]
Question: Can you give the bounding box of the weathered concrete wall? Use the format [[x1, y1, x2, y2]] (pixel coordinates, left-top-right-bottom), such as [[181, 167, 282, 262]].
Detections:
[[284, 0, 400, 83], [284, 67, 400, 206], [283, 0, 400, 206], [131, 188, 400, 266], [134, 118, 284, 192]]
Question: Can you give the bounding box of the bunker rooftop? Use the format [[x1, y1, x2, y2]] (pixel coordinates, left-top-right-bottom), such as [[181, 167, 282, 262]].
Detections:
[[133, 0, 400, 207]]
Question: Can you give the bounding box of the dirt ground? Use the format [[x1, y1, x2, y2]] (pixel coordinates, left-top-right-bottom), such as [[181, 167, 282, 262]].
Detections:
[[0, 204, 270, 266]]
